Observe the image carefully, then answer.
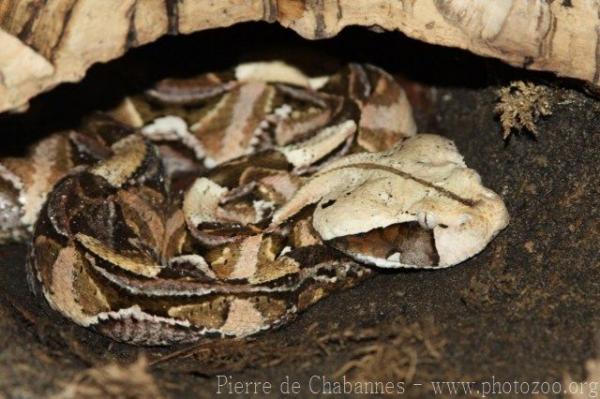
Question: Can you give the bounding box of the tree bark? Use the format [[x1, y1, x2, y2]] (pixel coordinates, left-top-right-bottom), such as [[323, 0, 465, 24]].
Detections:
[[0, 0, 598, 114]]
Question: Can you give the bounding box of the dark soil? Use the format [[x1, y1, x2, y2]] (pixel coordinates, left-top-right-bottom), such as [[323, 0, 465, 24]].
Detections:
[[0, 23, 598, 399]]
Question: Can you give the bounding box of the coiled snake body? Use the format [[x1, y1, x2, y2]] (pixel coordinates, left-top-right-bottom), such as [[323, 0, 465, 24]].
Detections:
[[0, 62, 508, 345]]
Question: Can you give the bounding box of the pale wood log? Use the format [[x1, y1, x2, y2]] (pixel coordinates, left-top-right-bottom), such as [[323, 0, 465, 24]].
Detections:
[[0, 0, 598, 114]]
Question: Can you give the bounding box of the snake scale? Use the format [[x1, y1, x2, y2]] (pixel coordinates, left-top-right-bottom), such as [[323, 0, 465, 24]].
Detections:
[[0, 62, 508, 345]]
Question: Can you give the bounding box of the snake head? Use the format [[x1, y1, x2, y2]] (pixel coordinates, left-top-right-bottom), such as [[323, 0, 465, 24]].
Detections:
[[274, 134, 509, 269]]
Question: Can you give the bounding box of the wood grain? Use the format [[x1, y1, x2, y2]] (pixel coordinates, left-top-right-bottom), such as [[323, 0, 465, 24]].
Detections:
[[0, 0, 599, 114]]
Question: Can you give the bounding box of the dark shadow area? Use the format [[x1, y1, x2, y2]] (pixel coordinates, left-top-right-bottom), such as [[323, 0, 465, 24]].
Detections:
[[0, 21, 564, 157]]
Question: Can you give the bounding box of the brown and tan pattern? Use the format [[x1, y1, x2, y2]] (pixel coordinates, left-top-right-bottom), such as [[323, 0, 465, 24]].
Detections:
[[0, 62, 507, 345]]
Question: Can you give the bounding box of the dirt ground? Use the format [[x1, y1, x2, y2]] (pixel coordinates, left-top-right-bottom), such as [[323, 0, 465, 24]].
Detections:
[[0, 24, 598, 398]]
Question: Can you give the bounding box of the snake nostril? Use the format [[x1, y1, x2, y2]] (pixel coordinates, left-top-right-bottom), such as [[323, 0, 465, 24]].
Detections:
[[321, 199, 336, 209]]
